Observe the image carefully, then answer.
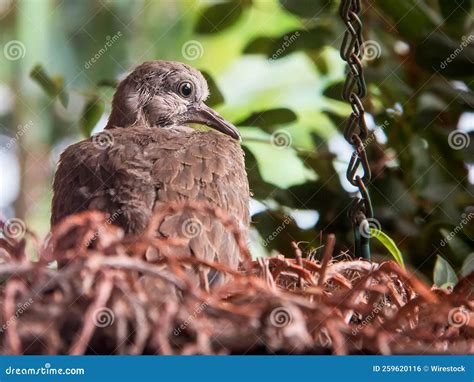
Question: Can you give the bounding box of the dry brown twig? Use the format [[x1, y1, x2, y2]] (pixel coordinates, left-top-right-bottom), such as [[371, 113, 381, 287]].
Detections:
[[0, 203, 472, 355]]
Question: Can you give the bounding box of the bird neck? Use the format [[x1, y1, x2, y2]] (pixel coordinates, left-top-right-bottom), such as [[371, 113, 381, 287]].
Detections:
[[105, 78, 150, 129], [105, 98, 148, 129]]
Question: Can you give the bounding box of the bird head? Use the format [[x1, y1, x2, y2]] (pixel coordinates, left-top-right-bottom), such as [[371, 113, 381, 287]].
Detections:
[[106, 60, 240, 140]]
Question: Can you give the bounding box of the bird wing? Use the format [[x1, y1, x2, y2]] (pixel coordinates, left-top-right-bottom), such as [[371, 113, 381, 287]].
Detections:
[[51, 129, 157, 233], [51, 127, 250, 270]]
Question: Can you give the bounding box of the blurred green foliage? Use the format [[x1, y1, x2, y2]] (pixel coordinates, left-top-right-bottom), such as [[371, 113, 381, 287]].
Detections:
[[1, 0, 472, 280]]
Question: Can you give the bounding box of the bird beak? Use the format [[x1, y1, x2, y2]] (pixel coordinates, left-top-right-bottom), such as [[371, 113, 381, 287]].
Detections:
[[183, 104, 241, 141]]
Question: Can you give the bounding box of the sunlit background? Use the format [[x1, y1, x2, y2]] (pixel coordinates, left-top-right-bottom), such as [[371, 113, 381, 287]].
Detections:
[[0, 0, 472, 280]]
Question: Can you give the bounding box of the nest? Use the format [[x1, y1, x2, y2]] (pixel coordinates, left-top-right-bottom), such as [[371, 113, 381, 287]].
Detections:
[[0, 204, 473, 355]]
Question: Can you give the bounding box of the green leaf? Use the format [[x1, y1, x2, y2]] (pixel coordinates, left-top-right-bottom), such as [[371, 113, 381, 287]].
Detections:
[[243, 36, 274, 56], [241, 127, 317, 189], [279, 0, 335, 18], [30, 64, 57, 97], [439, 228, 472, 259], [373, 0, 437, 41], [466, 132, 474, 164], [243, 25, 335, 60], [461, 253, 474, 277], [271, 26, 334, 59], [54, 76, 69, 108], [310, 53, 330, 75], [439, 0, 471, 38], [433, 255, 458, 287], [97, 79, 118, 88], [80, 98, 104, 137], [243, 146, 284, 200], [201, 71, 225, 107], [236, 108, 297, 130], [195, 0, 249, 34], [323, 81, 344, 100], [370, 228, 405, 268], [30, 64, 69, 107], [415, 33, 474, 78], [322, 110, 346, 132]]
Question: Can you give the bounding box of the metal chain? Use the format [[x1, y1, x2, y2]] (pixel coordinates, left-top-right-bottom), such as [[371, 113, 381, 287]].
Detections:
[[339, 0, 373, 260]]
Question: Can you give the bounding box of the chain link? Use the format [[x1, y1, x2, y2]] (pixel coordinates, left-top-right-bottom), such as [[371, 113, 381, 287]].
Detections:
[[339, 0, 372, 260]]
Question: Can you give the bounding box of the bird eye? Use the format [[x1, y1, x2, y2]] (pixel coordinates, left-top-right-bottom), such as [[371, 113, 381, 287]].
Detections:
[[178, 81, 193, 98]]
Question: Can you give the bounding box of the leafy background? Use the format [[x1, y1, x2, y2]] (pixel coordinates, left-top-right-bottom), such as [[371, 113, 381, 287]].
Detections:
[[0, 0, 472, 284]]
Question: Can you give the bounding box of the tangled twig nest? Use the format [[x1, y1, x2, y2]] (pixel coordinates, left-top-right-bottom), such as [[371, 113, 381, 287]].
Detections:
[[0, 204, 473, 355]]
